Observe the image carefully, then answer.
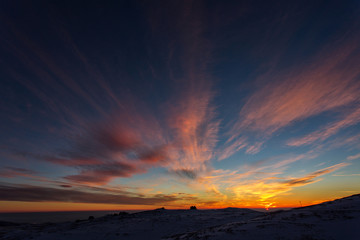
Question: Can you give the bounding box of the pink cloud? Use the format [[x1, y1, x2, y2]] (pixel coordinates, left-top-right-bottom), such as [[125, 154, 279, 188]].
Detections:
[[225, 30, 360, 155], [47, 116, 169, 185], [35, 2, 220, 185], [347, 153, 360, 161], [64, 162, 144, 185], [245, 142, 264, 154], [166, 87, 219, 171], [153, 2, 220, 174], [217, 137, 247, 160], [317, 132, 360, 151]]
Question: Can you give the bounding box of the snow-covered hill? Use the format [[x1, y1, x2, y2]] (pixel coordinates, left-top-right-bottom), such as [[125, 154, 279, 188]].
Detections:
[[165, 194, 360, 240], [1, 194, 359, 240]]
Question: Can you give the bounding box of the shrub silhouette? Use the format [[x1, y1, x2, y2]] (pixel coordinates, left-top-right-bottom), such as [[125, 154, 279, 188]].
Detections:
[[119, 212, 129, 216], [190, 206, 197, 210]]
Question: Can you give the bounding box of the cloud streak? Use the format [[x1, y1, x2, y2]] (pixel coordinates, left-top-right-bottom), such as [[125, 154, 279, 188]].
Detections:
[[288, 108, 360, 147], [347, 153, 360, 161], [31, 112, 169, 185], [283, 163, 350, 186], [1, 1, 221, 187], [150, 0, 220, 175], [223, 27, 360, 156], [0, 183, 192, 205], [63, 162, 144, 185], [202, 161, 349, 208], [1, 0, 359, 210], [0, 167, 36, 178], [240, 38, 359, 133]]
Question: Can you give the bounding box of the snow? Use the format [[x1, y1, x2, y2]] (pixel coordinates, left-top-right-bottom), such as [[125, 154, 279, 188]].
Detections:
[[1, 194, 359, 240]]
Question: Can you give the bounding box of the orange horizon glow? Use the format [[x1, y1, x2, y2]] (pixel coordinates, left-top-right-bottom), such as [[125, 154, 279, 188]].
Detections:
[[0, 193, 353, 213]]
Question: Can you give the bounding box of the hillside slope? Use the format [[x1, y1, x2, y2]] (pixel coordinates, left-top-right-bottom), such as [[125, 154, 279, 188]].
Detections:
[[166, 194, 360, 240], [1, 194, 359, 240]]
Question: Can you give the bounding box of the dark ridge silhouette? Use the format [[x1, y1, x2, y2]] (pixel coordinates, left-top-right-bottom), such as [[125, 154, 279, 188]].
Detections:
[[155, 207, 166, 210]]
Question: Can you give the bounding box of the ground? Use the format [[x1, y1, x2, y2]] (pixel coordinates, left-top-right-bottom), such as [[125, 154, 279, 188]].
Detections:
[[1, 194, 359, 240]]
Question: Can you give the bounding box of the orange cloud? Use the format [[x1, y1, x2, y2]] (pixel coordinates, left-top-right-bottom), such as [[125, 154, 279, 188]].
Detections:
[[282, 163, 350, 186], [201, 161, 349, 209]]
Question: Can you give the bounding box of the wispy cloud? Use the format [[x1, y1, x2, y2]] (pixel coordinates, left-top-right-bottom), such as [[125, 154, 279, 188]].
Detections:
[[151, 1, 220, 175], [333, 174, 360, 177], [244, 142, 264, 155], [170, 169, 198, 180], [0, 167, 36, 178], [223, 28, 360, 156], [1, 1, 220, 187], [239, 41, 360, 134], [319, 132, 360, 151], [63, 162, 144, 185], [282, 163, 349, 186], [1, 1, 359, 210], [36, 113, 169, 185], [0, 183, 195, 205], [201, 161, 349, 208], [288, 108, 360, 147], [217, 137, 247, 161], [347, 153, 360, 161]]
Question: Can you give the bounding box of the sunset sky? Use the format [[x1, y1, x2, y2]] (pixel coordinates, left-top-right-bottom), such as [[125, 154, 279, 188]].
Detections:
[[1, 0, 360, 212]]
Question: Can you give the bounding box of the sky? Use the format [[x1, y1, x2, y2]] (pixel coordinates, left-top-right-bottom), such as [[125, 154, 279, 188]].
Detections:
[[1, 0, 360, 212]]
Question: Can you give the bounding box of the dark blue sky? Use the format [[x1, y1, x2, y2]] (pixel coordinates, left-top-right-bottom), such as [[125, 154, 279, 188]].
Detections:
[[1, 0, 360, 211]]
